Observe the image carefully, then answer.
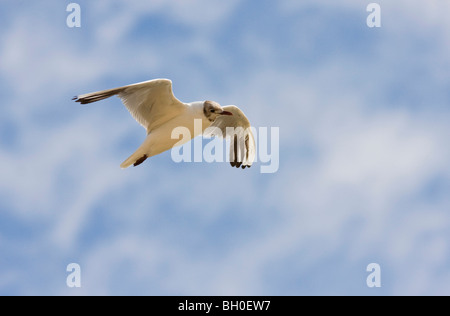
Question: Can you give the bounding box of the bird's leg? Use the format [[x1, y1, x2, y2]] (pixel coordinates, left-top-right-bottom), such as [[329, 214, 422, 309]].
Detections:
[[133, 155, 148, 167]]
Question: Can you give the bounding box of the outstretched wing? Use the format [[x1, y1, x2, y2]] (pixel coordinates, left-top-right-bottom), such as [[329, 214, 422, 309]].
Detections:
[[73, 79, 187, 133], [205, 105, 256, 169]]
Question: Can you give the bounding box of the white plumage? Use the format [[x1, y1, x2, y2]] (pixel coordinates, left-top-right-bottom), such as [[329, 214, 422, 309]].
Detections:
[[74, 79, 255, 169]]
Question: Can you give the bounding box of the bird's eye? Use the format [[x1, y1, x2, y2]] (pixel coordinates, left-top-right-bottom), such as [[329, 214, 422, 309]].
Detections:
[[210, 109, 215, 113]]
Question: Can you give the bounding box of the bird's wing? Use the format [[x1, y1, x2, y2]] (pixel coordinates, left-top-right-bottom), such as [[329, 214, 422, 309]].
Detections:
[[74, 79, 186, 132], [204, 105, 256, 169]]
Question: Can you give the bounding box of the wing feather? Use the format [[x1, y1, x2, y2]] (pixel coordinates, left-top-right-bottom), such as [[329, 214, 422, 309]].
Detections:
[[74, 79, 186, 132], [205, 105, 256, 169]]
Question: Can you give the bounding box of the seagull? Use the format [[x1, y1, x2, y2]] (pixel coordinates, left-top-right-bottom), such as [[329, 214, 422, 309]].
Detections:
[[73, 79, 256, 169]]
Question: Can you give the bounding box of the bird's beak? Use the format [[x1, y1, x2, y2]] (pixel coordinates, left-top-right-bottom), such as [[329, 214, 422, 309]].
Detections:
[[220, 111, 233, 116]]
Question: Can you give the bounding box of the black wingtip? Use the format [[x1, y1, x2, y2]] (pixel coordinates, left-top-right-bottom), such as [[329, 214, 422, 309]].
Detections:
[[230, 162, 246, 169], [230, 162, 252, 170]]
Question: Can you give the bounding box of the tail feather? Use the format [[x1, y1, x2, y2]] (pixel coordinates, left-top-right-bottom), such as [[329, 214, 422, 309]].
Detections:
[[73, 87, 125, 104], [120, 148, 150, 169]]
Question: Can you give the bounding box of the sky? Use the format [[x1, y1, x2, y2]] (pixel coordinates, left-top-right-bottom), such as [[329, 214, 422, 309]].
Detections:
[[0, 0, 450, 296]]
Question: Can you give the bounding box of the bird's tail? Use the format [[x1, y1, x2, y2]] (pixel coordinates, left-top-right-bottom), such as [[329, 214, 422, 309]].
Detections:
[[120, 136, 153, 169], [120, 150, 149, 169]]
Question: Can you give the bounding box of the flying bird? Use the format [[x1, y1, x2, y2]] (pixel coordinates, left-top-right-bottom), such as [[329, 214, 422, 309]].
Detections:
[[73, 79, 255, 169]]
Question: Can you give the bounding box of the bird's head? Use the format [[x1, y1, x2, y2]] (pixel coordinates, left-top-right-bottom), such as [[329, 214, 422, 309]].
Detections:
[[203, 100, 233, 122]]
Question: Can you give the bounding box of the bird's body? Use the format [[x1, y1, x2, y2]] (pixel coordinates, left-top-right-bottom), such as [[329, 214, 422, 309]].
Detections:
[[74, 79, 255, 169], [120, 101, 210, 168]]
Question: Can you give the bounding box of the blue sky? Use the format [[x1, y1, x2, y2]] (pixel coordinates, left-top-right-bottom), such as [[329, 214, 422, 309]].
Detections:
[[1, 0, 450, 295]]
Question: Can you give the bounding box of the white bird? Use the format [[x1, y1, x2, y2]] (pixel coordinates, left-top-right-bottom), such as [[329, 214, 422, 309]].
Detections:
[[73, 79, 256, 169]]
